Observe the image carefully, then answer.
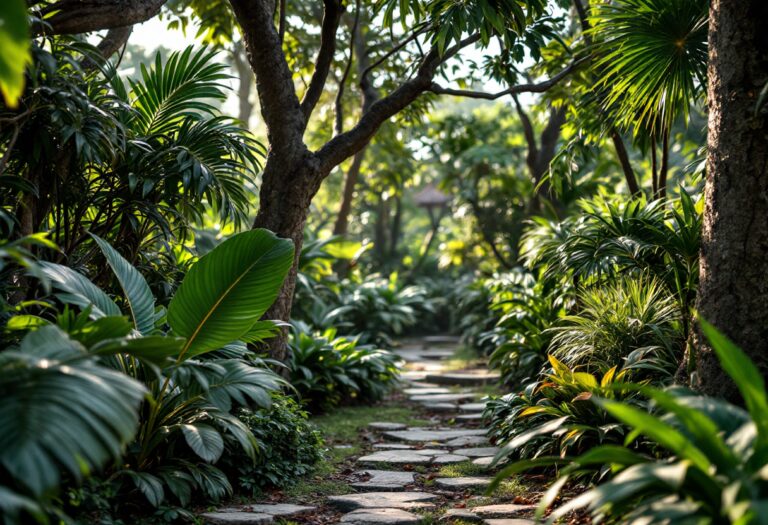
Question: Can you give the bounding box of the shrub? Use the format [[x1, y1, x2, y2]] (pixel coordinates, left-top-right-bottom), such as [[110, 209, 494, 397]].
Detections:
[[219, 394, 324, 494], [549, 276, 683, 377], [495, 321, 768, 524], [288, 322, 402, 411], [487, 270, 566, 385], [3, 229, 293, 519], [326, 274, 433, 347], [486, 356, 640, 461]]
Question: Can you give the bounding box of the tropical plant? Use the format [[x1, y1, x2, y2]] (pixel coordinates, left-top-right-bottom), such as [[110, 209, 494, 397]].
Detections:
[[0, 41, 262, 287], [219, 393, 324, 494], [325, 274, 433, 347], [288, 322, 401, 411], [487, 270, 566, 385], [549, 276, 683, 377], [486, 355, 639, 462], [5, 229, 294, 515], [0, 325, 147, 522], [500, 321, 768, 524]]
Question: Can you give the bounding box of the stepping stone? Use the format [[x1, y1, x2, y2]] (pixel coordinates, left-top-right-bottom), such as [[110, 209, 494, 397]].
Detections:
[[201, 504, 315, 524], [422, 403, 457, 413], [340, 508, 421, 524], [201, 513, 273, 524], [403, 387, 452, 395], [357, 449, 446, 465], [423, 335, 461, 345], [472, 457, 496, 467], [455, 413, 484, 422], [327, 492, 437, 511], [373, 443, 413, 450], [454, 447, 500, 458], [400, 371, 428, 381], [444, 435, 489, 447], [442, 508, 482, 521], [351, 470, 415, 491], [459, 402, 487, 412], [409, 393, 478, 403], [471, 504, 537, 518], [432, 454, 471, 464], [384, 428, 486, 443], [435, 477, 492, 490], [425, 371, 501, 386], [418, 349, 456, 360], [483, 518, 536, 525], [369, 422, 408, 431]]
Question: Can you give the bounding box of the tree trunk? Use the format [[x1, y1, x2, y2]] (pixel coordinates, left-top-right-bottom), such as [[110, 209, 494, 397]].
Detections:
[[332, 149, 365, 235], [231, 42, 255, 127], [252, 150, 325, 362], [695, 0, 768, 398]]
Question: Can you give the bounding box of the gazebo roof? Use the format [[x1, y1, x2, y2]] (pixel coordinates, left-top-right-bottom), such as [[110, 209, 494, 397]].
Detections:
[[414, 183, 450, 207]]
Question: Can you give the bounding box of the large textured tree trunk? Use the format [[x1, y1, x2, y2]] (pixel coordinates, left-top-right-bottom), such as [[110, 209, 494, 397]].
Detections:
[[695, 0, 768, 397]]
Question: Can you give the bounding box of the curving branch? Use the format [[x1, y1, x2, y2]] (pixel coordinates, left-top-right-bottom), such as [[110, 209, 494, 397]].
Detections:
[[428, 58, 587, 99], [316, 33, 482, 171], [33, 0, 166, 35], [300, 0, 344, 122]]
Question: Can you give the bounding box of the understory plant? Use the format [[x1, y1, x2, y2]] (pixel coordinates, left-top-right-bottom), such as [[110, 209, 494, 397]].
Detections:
[[494, 321, 768, 524], [287, 322, 402, 411], [550, 276, 683, 378], [1, 229, 294, 521], [486, 356, 640, 461], [219, 393, 324, 494]]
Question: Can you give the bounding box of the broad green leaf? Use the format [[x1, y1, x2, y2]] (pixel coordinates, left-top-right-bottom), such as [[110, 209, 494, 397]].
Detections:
[[91, 234, 156, 334], [596, 398, 711, 472], [181, 424, 224, 463], [0, 0, 31, 107], [700, 319, 768, 445], [239, 319, 285, 344], [40, 262, 121, 318], [0, 326, 145, 496], [91, 335, 186, 364], [168, 229, 293, 359]]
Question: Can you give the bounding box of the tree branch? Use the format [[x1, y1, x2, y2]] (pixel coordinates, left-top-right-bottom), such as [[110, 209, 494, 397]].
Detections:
[[334, 0, 361, 135], [513, 95, 539, 176], [96, 25, 133, 58], [230, 0, 305, 157], [428, 58, 587, 99], [300, 0, 344, 122], [316, 33, 482, 171], [33, 0, 166, 35]]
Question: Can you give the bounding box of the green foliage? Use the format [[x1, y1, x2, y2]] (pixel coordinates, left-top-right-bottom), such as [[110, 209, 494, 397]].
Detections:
[[0, 326, 146, 520], [327, 275, 433, 347], [0, 42, 262, 288], [487, 270, 565, 384], [589, 0, 708, 136], [486, 355, 637, 462], [220, 394, 324, 493], [550, 276, 682, 376], [512, 322, 768, 524], [167, 229, 294, 358], [0, 0, 31, 106], [288, 322, 402, 411], [4, 230, 291, 520]]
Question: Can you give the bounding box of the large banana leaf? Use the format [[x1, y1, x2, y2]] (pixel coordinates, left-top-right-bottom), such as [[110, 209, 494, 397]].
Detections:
[[167, 229, 293, 359], [91, 233, 156, 334], [0, 326, 146, 496], [40, 262, 121, 318]]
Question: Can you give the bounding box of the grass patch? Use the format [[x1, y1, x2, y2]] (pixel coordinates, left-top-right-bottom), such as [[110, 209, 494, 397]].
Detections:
[[312, 404, 430, 444], [437, 462, 490, 478]]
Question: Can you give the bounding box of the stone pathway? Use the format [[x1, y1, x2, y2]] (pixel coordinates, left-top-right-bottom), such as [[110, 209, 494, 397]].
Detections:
[[200, 336, 537, 525]]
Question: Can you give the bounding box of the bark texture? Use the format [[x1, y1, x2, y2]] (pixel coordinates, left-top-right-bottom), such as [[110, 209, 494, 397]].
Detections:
[[696, 0, 768, 397], [33, 0, 165, 34]]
